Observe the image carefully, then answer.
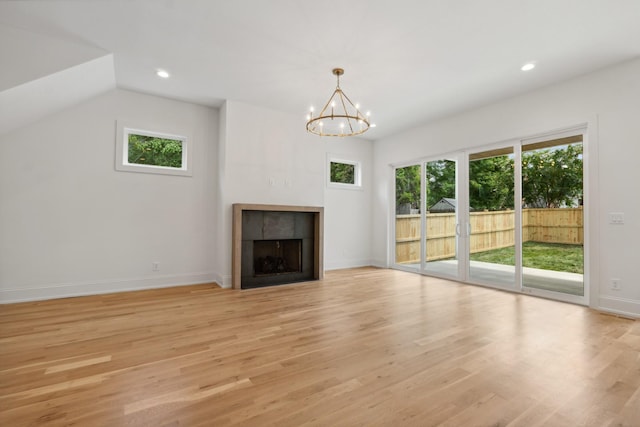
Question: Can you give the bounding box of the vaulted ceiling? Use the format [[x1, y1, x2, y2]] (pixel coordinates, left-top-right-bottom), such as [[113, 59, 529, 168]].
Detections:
[[1, 0, 640, 138]]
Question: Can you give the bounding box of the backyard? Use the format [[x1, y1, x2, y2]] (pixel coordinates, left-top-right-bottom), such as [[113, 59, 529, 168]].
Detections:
[[469, 242, 583, 274]]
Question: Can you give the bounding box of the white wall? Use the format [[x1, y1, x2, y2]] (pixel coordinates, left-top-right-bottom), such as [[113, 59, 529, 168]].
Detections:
[[214, 100, 374, 286], [0, 89, 218, 302], [0, 93, 375, 301], [324, 139, 373, 270], [372, 58, 640, 317]]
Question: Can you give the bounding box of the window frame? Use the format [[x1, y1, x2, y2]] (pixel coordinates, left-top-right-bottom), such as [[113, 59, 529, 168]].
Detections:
[[327, 156, 362, 189], [115, 121, 193, 177]]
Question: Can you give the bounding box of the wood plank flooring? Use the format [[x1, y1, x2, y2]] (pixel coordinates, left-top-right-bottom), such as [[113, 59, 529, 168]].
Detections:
[[1, 267, 639, 426]]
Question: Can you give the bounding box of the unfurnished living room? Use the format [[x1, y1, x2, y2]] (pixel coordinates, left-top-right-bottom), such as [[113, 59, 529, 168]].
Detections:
[[1, 1, 640, 426]]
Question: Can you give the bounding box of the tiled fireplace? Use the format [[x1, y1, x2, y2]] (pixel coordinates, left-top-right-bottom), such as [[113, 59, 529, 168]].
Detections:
[[232, 204, 324, 289]]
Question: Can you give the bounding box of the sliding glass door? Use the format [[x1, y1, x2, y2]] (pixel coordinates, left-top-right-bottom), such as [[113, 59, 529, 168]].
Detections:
[[394, 156, 464, 280], [392, 127, 588, 305], [395, 164, 422, 271], [423, 158, 460, 278], [467, 147, 517, 289], [521, 135, 584, 298]]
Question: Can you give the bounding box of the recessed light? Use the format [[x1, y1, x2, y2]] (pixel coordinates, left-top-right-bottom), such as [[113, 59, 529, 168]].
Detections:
[[521, 63, 536, 71], [156, 69, 170, 78]]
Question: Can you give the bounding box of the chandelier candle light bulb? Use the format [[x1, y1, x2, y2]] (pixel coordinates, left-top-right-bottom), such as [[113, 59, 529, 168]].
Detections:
[[306, 68, 372, 137]]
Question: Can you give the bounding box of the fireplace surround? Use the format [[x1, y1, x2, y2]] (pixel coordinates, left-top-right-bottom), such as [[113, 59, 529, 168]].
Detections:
[[232, 204, 323, 289]]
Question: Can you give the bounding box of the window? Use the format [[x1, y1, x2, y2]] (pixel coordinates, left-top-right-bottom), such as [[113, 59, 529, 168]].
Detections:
[[327, 157, 361, 188], [116, 122, 192, 176]]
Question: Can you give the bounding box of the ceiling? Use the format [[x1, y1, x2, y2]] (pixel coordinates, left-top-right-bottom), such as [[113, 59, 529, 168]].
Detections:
[[1, 0, 640, 140]]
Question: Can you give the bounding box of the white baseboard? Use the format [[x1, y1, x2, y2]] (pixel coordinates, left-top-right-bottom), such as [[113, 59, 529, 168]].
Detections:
[[324, 259, 373, 271], [370, 259, 388, 269], [598, 295, 640, 318], [215, 274, 232, 289], [0, 272, 219, 304]]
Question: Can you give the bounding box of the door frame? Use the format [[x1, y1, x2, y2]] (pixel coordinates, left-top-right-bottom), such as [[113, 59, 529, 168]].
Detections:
[[464, 140, 520, 293], [517, 124, 590, 306], [389, 120, 597, 307], [390, 151, 467, 281]]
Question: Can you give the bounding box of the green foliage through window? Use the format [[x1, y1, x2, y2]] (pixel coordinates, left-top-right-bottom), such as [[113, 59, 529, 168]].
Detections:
[[330, 161, 356, 184], [395, 143, 582, 212], [469, 155, 514, 211], [426, 160, 456, 210], [395, 165, 421, 210], [522, 144, 583, 208], [128, 134, 183, 168]]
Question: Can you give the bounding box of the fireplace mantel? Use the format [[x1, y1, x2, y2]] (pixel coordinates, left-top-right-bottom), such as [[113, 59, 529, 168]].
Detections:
[[232, 204, 324, 289]]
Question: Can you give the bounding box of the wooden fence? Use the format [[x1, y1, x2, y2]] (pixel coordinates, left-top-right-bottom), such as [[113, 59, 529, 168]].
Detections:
[[396, 208, 583, 263]]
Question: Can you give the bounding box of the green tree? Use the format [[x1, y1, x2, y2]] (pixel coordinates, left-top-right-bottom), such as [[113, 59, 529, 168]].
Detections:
[[330, 162, 355, 184], [395, 144, 582, 213], [396, 165, 421, 210], [425, 160, 456, 210], [128, 134, 183, 168], [522, 144, 582, 208], [469, 156, 514, 211]]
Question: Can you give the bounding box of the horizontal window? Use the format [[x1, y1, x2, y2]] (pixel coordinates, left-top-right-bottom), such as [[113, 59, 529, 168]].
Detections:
[[328, 157, 361, 189], [116, 122, 192, 176]]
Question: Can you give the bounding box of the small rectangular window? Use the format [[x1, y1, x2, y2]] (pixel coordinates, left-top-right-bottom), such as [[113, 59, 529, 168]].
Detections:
[[327, 157, 361, 189], [116, 122, 192, 176], [331, 161, 355, 184], [128, 133, 183, 168]]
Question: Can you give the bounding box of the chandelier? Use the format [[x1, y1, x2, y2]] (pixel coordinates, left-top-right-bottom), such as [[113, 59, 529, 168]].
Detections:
[[306, 68, 372, 137]]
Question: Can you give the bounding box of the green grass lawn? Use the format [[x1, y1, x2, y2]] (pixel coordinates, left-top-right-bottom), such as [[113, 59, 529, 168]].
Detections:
[[470, 242, 583, 274]]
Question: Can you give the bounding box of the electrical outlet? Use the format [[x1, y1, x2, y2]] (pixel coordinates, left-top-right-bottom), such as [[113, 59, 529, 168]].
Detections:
[[609, 212, 625, 224], [152, 262, 160, 272], [610, 278, 621, 291]]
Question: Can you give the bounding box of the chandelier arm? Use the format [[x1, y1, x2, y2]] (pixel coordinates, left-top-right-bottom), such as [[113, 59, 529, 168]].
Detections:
[[336, 91, 355, 134], [317, 89, 340, 119], [339, 89, 366, 122]]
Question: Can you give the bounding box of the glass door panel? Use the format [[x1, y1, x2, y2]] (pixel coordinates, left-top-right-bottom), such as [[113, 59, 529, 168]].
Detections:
[[391, 129, 587, 305], [423, 159, 458, 277], [395, 164, 422, 270], [468, 147, 516, 287], [521, 136, 584, 296]]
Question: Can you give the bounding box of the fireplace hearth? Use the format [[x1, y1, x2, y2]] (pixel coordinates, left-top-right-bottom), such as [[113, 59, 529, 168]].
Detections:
[[232, 204, 323, 289]]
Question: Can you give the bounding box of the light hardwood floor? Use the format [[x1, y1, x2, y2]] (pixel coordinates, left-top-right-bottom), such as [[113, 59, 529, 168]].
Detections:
[[1, 268, 639, 426]]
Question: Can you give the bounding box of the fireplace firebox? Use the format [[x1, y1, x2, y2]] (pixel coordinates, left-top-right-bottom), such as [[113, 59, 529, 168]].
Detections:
[[253, 239, 302, 276], [232, 204, 323, 289]]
